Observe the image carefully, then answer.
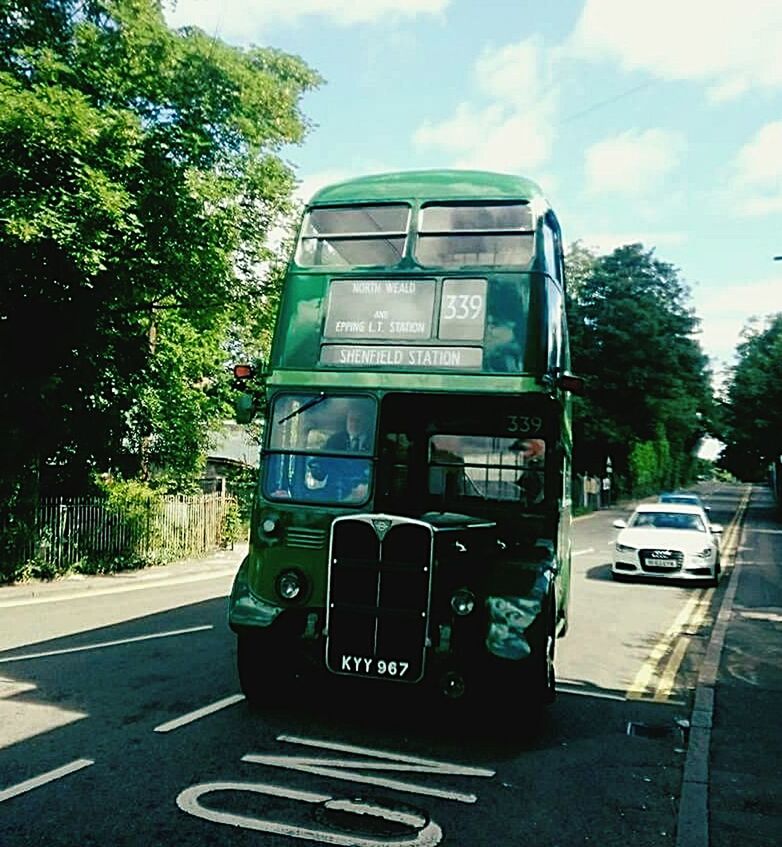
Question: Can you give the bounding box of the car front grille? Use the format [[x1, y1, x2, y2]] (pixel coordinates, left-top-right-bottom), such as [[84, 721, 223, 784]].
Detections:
[[639, 548, 684, 573]]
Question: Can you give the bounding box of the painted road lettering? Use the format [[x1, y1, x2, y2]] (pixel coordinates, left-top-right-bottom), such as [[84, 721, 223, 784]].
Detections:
[[176, 735, 495, 845], [177, 780, 443, 846]]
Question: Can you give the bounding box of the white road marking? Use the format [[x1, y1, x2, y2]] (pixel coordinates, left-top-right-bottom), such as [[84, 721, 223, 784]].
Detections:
[[0, 677, 36, 698], [0, 759, 94, 803], [572, 548, 595, 557], [0, 625, 213, 664], [154, 693, 245, 733], [243, 737, 494, 804], [738, 609, 782, 623], [0, 568, 236, 609], [177, 780, 444, 846], [277, 735, 495, 776]]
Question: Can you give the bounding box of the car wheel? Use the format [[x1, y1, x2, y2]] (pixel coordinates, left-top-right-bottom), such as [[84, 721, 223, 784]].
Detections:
[[708, 559, 721, 588], [237, 629, 294, 707]]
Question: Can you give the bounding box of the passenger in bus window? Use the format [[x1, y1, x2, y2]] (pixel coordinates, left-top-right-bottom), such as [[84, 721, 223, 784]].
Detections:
[[514, 438, 545, 506]]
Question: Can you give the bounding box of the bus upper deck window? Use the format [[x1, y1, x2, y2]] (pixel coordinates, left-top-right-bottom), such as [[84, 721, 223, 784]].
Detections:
[[415, 202, 535, 268], [296, 204, 410, 267]]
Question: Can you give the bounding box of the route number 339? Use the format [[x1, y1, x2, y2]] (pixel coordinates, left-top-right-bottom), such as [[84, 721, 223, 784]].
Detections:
[[506, 415, 542, 434]]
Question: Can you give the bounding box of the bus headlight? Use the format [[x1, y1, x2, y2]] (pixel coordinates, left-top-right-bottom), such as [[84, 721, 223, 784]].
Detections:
[[450, 588, 476, 616], [262, 516, 278, 534], [276, 570, 303, 601]]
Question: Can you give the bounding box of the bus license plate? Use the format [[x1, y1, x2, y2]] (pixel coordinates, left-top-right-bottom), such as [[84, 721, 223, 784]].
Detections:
[[339, 655, 410, 678]]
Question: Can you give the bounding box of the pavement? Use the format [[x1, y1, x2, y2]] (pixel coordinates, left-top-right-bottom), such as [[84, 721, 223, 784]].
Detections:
[[2, 488, 781, 846], [0, 542, 248, 609], [694, 485, 782, 847]]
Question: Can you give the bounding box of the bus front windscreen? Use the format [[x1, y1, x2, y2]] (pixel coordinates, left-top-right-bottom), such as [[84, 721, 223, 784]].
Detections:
[[263, 394, 377, 506]]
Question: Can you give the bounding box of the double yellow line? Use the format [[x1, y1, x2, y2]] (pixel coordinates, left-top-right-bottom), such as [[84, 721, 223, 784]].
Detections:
[[626, 486, 751, 702]]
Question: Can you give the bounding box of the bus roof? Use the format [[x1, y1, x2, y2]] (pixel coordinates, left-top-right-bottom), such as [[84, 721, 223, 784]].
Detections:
[[308, 169, 547, 206]]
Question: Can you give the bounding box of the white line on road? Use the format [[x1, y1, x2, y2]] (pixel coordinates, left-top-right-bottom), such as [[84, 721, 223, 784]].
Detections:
[[154, 694, 245, 733], [0, 759, 94, 803], [0, 568, 236, 609], [573, 548, 595, 557], [0, 625, 213, 664], [277, 735, 495, 776]]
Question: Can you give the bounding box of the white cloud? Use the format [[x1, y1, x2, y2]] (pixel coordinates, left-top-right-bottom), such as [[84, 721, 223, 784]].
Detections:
[[730, 122, 782, 217], [734, 122, 782, 185], [584, 129, 686, 195], [691, 275, 782, 367], [474, 39, 543, 105], [412, 37, 559, 175], [565, 0, 782, 100], [164, 0, 449, 40]]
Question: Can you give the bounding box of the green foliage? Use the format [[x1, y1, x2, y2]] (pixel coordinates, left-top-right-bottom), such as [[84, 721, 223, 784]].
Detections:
[[223, 462, 257, 526], [629, 440, 658, 495], [566, 243, 712, 494], [720, 314, 782, 480], [96, 474, 162, 566], [0, 1, 321, 538], [219, 497, 243, 548]]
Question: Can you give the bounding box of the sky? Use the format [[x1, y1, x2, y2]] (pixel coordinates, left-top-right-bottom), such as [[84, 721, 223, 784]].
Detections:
[[164, 0, 782, 384]]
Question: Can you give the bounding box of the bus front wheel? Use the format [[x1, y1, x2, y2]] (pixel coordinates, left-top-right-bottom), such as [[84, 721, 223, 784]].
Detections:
[[521, 607, 557, 707]]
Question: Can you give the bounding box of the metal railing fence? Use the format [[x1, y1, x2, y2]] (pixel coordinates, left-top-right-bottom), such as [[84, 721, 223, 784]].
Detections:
[[9, 492, 236, 573]]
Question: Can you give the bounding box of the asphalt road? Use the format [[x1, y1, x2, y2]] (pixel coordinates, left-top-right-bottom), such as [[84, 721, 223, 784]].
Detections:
[[0, 485, 748, 846]]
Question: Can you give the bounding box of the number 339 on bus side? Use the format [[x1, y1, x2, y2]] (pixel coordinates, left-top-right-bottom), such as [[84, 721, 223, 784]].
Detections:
[[505, 415, 542, 434]]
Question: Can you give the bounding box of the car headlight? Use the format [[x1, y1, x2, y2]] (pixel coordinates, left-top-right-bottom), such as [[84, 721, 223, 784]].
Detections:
[[616, 542, 636, 554], [694, 547, 713, 559]]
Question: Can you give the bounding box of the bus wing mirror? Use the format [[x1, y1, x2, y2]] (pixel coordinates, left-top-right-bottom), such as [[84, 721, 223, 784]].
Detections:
[[234, 393, 256, 424], [558, 373, 585, 395], [232, 360, 266, 423]]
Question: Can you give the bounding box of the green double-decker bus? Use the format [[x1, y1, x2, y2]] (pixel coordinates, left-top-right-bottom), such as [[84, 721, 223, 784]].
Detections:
[[230, 169, 579, 706]]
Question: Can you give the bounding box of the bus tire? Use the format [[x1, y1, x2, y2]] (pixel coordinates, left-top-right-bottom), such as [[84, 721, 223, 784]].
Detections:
[[237, 629, 292, 707], [522, 605, 557, 707]]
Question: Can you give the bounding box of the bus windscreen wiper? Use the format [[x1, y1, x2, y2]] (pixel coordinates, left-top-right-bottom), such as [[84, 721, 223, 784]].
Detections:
[[277, 392, 327, 424]]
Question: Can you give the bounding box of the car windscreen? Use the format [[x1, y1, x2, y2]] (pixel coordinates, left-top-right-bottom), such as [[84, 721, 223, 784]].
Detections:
[[629, 511, 706, 531]]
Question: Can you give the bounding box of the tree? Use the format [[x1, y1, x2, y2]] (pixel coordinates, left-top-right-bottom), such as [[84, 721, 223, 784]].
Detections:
[[720, 314, 782, 480], [0, 0, 321, 557], [566, 243, 712, 494]]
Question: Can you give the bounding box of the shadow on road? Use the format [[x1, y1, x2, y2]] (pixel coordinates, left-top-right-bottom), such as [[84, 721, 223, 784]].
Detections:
[[585, 562, 614, 581]]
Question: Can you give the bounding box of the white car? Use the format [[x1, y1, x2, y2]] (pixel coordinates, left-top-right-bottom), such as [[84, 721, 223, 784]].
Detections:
[[612, 503, 723, 585]]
